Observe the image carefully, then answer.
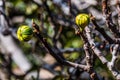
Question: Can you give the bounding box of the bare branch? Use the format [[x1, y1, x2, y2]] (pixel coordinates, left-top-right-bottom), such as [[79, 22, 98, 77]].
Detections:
[[32, 21, 88, 70], [85, 26, 108, 64], [90, 14, 114, 43], [84, 43, 99, 80], [107, 44, 120, 79], [102, 0, 120, 37]]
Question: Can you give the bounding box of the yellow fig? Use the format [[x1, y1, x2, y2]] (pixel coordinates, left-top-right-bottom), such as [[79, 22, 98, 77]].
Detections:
[[75, 14, 90, 30], [17, 25, 33, 41]]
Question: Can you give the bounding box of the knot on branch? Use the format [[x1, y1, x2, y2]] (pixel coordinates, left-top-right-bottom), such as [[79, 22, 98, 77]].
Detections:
[[90, 72, 96, 79]]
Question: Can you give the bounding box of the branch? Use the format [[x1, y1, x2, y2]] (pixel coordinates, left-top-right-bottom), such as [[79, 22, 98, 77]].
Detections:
[[116, 0, 120, 32], [0, 0, 31, 72], [85, 26, 120, 79], [102, 0, 120, 37], [90, 14, 114, 43], [107, 44, 120, 79], [60, 48, 84, 53], [84, 43, 99, 80], [90, 14, 120, 44], [32, 21, 88, 70], [85, 26, 108, 64]]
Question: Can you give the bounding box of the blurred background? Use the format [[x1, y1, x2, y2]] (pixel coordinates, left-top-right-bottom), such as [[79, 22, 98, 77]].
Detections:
[[0, 0, 119, 80]]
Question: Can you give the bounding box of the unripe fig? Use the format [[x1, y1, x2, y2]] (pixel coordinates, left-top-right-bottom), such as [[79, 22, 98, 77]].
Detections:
[[17, 25, 33, 41]]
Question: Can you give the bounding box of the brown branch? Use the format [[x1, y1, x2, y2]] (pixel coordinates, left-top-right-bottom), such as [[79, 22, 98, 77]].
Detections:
[[41, 0, 60, 42], [32, 21, 89, 70], [91, 15, 120, 44], [102, 0, 109, 15], [116, 0, 120, 32], [53, 26, 63, 46], [90, 15, 114, 43], [102, 0, 120, 37]]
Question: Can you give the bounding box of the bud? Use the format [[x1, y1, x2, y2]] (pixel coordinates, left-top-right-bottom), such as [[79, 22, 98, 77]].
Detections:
[[75, 14, 90, 30], [17, 25, 33, 41]]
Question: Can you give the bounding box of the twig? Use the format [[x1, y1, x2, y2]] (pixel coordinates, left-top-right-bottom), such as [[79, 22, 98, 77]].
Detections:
[[68, 0, 72, 15], [32, 21, 89, 70], [60, 42, 116, 53], [102, 0, 120, 37], [74, 26, 102, 79], [74, 26, 104, 80], [0, 0, 11, 28], [53, 26, 63, 47], [33, 0, 76, 29], [84, 43, 99, 80], [41, 0, 60, 42], [7, 54, 12, 80], [116, 0, 120, 32], [85, 26, 108, 64], [32, 0, 42, 7], [90, 14, 114, 43], [107, 44, 120, 79], [85, 26, 120, 79], [36, 67, 40, 80], [91, 14, 120, 44]]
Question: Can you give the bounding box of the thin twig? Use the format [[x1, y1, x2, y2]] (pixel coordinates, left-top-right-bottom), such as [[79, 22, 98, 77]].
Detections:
[[102, 0, 120, 37], [84, 43, 99, 80], [85, 26, 108, 64], [107, 44, 120, 79], [90, 14, 114, 43], [85, 26, 120, 79], [116, 0, 120, 32], [32, 21, 89, 70]]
